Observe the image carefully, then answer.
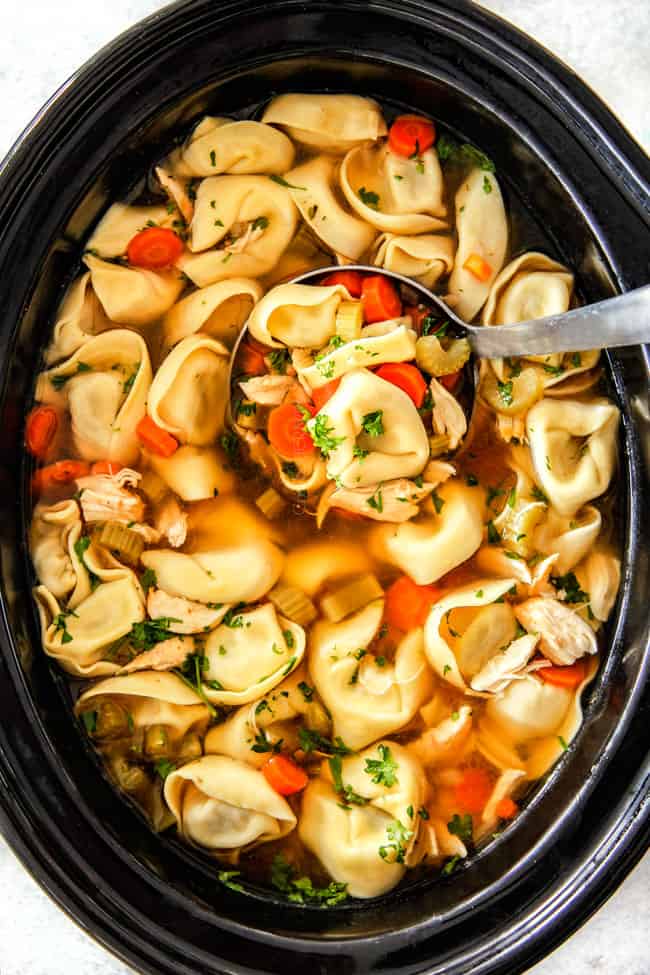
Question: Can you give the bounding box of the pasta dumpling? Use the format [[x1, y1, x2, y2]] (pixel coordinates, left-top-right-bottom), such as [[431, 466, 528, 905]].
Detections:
[[262, 93, 387, 152], [29, 499, 82, 600], [162, 277, 263, 350], [448, 169, 508, 320], [178, 175, 297, 286], [299, 322, 417, 390], [371, 480, 484, 584], [308, 368, 429, 488], [198, 602, 305, 705], [168, 117, 295, 176], [147, 445, 237, 502], [247, 281, 350, 348], [35, 330, 152, 465], [86, 202, 172, 258], [371, 233, 455, 288], [164, 755, 296, 852], [44, 272, 112, 365], [482, 251, 573, 326], [526, 399, 619, 516], [83, 254, 184, 326], [146, 335, 229, 445], [340, 144, 447, 234], [309, 600, 433, 749], [299, 741, 425, 898]]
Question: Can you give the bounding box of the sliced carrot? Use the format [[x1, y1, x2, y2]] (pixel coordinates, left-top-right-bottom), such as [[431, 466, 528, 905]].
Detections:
[[262, 754, 309, 795], [454, 768, 493, 815], [375, 363, 428, 408], [25, 406, 58, 459], [239, 341, 267, 376], [312, 378, 341, 411], [439, 369, 462, 392], [495, 797, 518, 820], [90, 461, 123, 476], [32, 459, 91, 497], [388, 115, 436, 157], [463, 253, 493, 283], [384, 575, 443, 631], [361, 274, 403, 324], [320, 270, 364, 298], [267, 402, 315, 459], [538, 659, 587, 689], [126, 227, 184, 269], [136, 415, 179, 457]]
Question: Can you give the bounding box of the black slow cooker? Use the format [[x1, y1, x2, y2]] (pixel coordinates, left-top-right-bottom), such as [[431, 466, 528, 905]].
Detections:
[[0, 2, 647, 974]]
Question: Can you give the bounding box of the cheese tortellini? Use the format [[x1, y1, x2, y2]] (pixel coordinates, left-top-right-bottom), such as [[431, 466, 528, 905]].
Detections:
[[162, 277, 263, 350], [168, 117, 295, 176], [84, 254, 184, 326], [371, 233, 455, 288], [262, 93, 387, 152], [165, 756, 296, 852], [309, 601, 433, 749], [247, 281, 350, 348]]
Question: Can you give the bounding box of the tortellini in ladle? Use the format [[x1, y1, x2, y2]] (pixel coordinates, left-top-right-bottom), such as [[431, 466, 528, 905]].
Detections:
[[299, 742, 425, 898], [247, 281, 350, 348], [371, 233, 455, 288], [309, 600, 433, 750], [164, 755, 296, 853], [36, 330, 152, 465]]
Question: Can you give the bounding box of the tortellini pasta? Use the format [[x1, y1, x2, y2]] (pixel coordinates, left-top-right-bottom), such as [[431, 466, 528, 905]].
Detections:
[[35, 330, 152, 465], [371, 233, 455, 288], [44, 272, 112, 365], [164, 756, 296, 852], [198, 602, 305, 705], [178, 175, 297, 286], [84, 254, 184, 326], [308, 368, 430, 488], [162, 277, 263, 350], [262, 93, 387, 152], [448, 169, 508, 321], [29, 499, 82, 600], [299, 322, 417, 390], [371, 480, 484, 585], [340, 144, 447, 234], [146, 335, 229, 445], [482, 251, 574, 326], [168, 117, 295, 176], [86, 202, 172, 259], [309, 600, 433, 749], [147, 445, 237, 502], [526, 399, 619, 516], [247, 281, 350, 348], [299, 742, 425, 898], [282, 155, 378, 261]]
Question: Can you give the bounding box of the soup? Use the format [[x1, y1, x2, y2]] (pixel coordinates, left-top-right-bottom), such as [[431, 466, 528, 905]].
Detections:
[[26, 94, 621, 904]]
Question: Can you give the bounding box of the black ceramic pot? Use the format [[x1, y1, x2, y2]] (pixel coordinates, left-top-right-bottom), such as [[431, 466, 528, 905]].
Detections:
[[0, 2, 647, 974]]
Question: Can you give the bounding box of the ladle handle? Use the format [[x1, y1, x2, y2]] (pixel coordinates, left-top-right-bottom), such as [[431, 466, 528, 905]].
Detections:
[[468, 284, 650, 358]]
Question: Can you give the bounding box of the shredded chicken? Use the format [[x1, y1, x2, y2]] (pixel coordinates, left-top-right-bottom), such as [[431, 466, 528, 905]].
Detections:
[[119, 635, 191, 674], [239, 374, 297, 406], [432, 817, 467, 859], [408, 705, 473, 766], [477, 769, 527, 838], [406, 821, 439, 866], [430, 378, 467, 450], [222, 220, 265, 256], [153, 495, 188, 548], [75, 469, 145, 524], [422, 459, 455, 488], [496, 413, 527, 444], [327, 478, 434, 523], [155, 165, 194, 224], [469, 634, 544, 694], [514, 596, 598, 665], [146, 589, 230, 634]]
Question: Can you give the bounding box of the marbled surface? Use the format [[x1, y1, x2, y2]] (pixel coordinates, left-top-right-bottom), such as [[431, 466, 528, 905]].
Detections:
[[0, 2, 647, 973]]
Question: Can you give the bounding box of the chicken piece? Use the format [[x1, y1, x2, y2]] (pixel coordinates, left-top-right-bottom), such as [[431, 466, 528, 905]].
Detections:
[[496, 413, 527, 445], [514, 596, 598, 665], [477, 769, 527, 839], [422, 459, 456, 488], [146, 588, 230, 634], [119, 635, 192, 674], [406, 820, 439, 866], [470, 634, 544, 694], [430, 378, 467, 450], [222, 220, 265, 255], [239, 374, 297, 406], [408, 705, 473, 767], [154, 495, 188, 548], [432, 817, 467, 859], [75, 469, 145, 524], [327, 478, 434, 523], [155, 165, 194, 224], [130, 524, 163, 544]]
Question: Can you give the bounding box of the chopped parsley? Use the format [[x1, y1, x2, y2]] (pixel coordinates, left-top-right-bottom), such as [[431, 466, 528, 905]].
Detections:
[[506, 486, 517, 508], [329, 755, 369, 807], [122, 364, 140, 395], [297, 680, 314, 701], [317, 359, 336, 379], [437, 135, 495, 173], [154, 759, 176, 781], [531, 485, 549, 504], [73, 536, 100, 590], [448, 812, 473, 845], [558, 735, 569, 752], [52, 609, 77, 644], [223, 604, 247, 628], [550, 571, 589, 604], [543, 362, 565, 376], [220, 430, 240, 466], [482, 174, 492, 194], [271, 854, 348, 906], [298, 728, 351, 756], [307, 204, 318, 220], [357, 186, 380, 209], [209, 150, 217, 167], [353, 445, 369, 460], [431, 489, 445, 514], [487, 520, 501, 544], [378, 819, 413, 864], [422, 316, 450, 338], [139, 568, 157, 593], [268, 348, 290, 374], [237, 399, 257, 417], [251, 728, 282, 754], [81, 710, 97, 734], [442, 855, 461, 876], [50, 361, 92, 390], [361, 410, 384, 437], [283, 629, 295, 649], [282, 461, 299, 479], [269, 175, 307, 191], [366, 485, 383, 514], [251, 216, 269, 231], [218, 870, 244, 893], [496, 380, 514, 407], [308, 413, 345, 457], [364, 743, 398, 787], [571, 352, 582, 368]]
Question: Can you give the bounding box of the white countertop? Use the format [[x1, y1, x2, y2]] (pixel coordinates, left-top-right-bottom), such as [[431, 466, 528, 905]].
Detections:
[[0, 2, 647, 973]]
